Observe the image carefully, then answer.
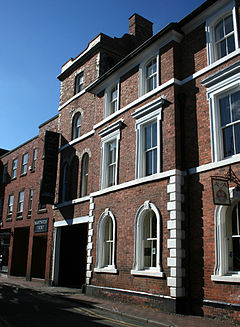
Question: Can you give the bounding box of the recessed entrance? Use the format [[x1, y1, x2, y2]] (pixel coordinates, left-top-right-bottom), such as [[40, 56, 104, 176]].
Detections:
[[31, 236, 47, 279], [11, 227, 29, 276], [58, 223, 88, 288]]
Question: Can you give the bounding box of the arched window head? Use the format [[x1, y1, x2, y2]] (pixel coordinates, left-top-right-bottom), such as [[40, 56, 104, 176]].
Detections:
[[81, 153, 89, 197], [131, 201, 163, 277], [72, 113, 82, 140], [94, 209, 117, 274]]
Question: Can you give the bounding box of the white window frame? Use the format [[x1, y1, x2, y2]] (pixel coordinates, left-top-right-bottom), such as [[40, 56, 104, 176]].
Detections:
[[72, 112, 82, 140], [104, 82, 120, 118], [21, 153, 28, 175], [17, 190, 24, 217], [28, 188, 34, 216], [7, 194, 14, 218], [94, 208, 117, 274], [202, 61, 240, 163], [32, 148, 37, 171], [100, 122, 122, 190], [212, 188, 240, 283], [131, 201, 163, 277], [80, 153, 89, 197], [132, 97, 164, 179], [11, 158, 17, 179], [206, 1, 239, 65], [75, 71, 84, 94], [139, 54, 159, 96]]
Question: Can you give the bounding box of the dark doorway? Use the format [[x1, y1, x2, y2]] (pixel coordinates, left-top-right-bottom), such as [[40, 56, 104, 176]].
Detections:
[[58, 223, 88, 288], [11, 228, 29, 276], [31, 236, 47, 279]]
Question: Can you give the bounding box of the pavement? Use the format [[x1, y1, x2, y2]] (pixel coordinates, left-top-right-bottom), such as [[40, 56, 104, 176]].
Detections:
[[0, 274, 237, 327]]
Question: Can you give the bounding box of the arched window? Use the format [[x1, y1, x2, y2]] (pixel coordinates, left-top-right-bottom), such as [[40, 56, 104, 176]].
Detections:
[[72, 113, 82, 140], [69, 156, 79, 200], [80, 153, 89, 197], [131, 201, 163, 277], [61, 163, 69, 203], [94, 209, 117, 273], [212, 193, 240, 282]]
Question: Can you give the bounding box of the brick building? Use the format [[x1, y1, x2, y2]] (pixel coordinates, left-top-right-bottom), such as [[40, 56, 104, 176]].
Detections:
[[1, 0, 240, 323], [0, 115, 58, 283]]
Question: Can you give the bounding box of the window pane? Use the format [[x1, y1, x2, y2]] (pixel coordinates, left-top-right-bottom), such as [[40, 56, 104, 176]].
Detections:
[[232, 238, 240, 271], [222, 126, 234, 157], [215, 21, 224, 41], [232, 205, 238, 235], [145, 125, 151, 150], [234, 123, 240, 154], [227, 34, 235, 54], [231, 91, 240, 122], [143, 214, 150, 239], [152, 122, 157, 147], [220, 95, 231, 126], [144, 240, 151, 267], [151, 214, 157, 238], [152, 239, 157, 267], [146, 151, 152, 176], [153, 149, 157, 174], [225, 15, 234, 35]]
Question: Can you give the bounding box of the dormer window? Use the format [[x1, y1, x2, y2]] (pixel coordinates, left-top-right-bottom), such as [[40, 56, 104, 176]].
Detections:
[[75, 72, 84, 94]]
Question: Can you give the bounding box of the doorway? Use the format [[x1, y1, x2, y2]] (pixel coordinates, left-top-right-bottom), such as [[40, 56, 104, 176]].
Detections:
[[11, 228, 29, 276], [58, 223, 88, 288], [31, 236, 47, 279]]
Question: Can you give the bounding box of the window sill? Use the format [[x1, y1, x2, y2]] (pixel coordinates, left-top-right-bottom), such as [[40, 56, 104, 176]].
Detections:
[[20, 173, 27, 177], [6, 217, 12, 222], [211, 274, 240, 283], [94, 267, 118, 274], [11, 177, 16, 181], [131, 269, 164, 278], [37, 209, 47, 214], [16, 216, 23, 220]]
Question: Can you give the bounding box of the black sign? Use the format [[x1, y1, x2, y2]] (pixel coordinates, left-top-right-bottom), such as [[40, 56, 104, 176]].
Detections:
[[40, 131, 59, 204], [34, 218, 49, 233]]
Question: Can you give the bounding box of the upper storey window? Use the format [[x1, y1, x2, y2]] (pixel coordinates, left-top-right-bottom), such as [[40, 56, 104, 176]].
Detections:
[[219, 89, 240, 158], [75, 72, 84, 94], [72, 112, 82, 140], [214, 14, 235, 60], [104, 83, 119, 118], [21, 153, 28, 175], [11, 158, 17, 179], [146, 58, 157, 92], [206, 2, 238, 64], [139, 55, 159, 96]]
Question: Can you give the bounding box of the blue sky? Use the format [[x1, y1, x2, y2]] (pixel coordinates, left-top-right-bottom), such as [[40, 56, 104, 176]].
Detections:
[[0, 0, 205, 151]]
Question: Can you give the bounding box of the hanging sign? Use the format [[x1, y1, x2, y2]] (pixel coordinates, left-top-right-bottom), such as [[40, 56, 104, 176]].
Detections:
[[211, 177, 230, 206]]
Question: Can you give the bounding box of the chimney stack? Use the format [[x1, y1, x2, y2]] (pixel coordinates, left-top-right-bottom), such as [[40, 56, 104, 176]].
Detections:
[[129, 14, 153, 44]]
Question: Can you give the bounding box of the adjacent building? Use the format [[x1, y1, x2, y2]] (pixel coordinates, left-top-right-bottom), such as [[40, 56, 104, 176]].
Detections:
[[1, 0, 240, 323]]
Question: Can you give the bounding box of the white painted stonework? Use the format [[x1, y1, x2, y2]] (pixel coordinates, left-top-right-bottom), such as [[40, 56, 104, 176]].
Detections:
[[167, 170, 185, 298]]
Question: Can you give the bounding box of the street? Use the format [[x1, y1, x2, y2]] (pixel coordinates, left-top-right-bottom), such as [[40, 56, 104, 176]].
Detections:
[[0, 284, 157, 327]]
